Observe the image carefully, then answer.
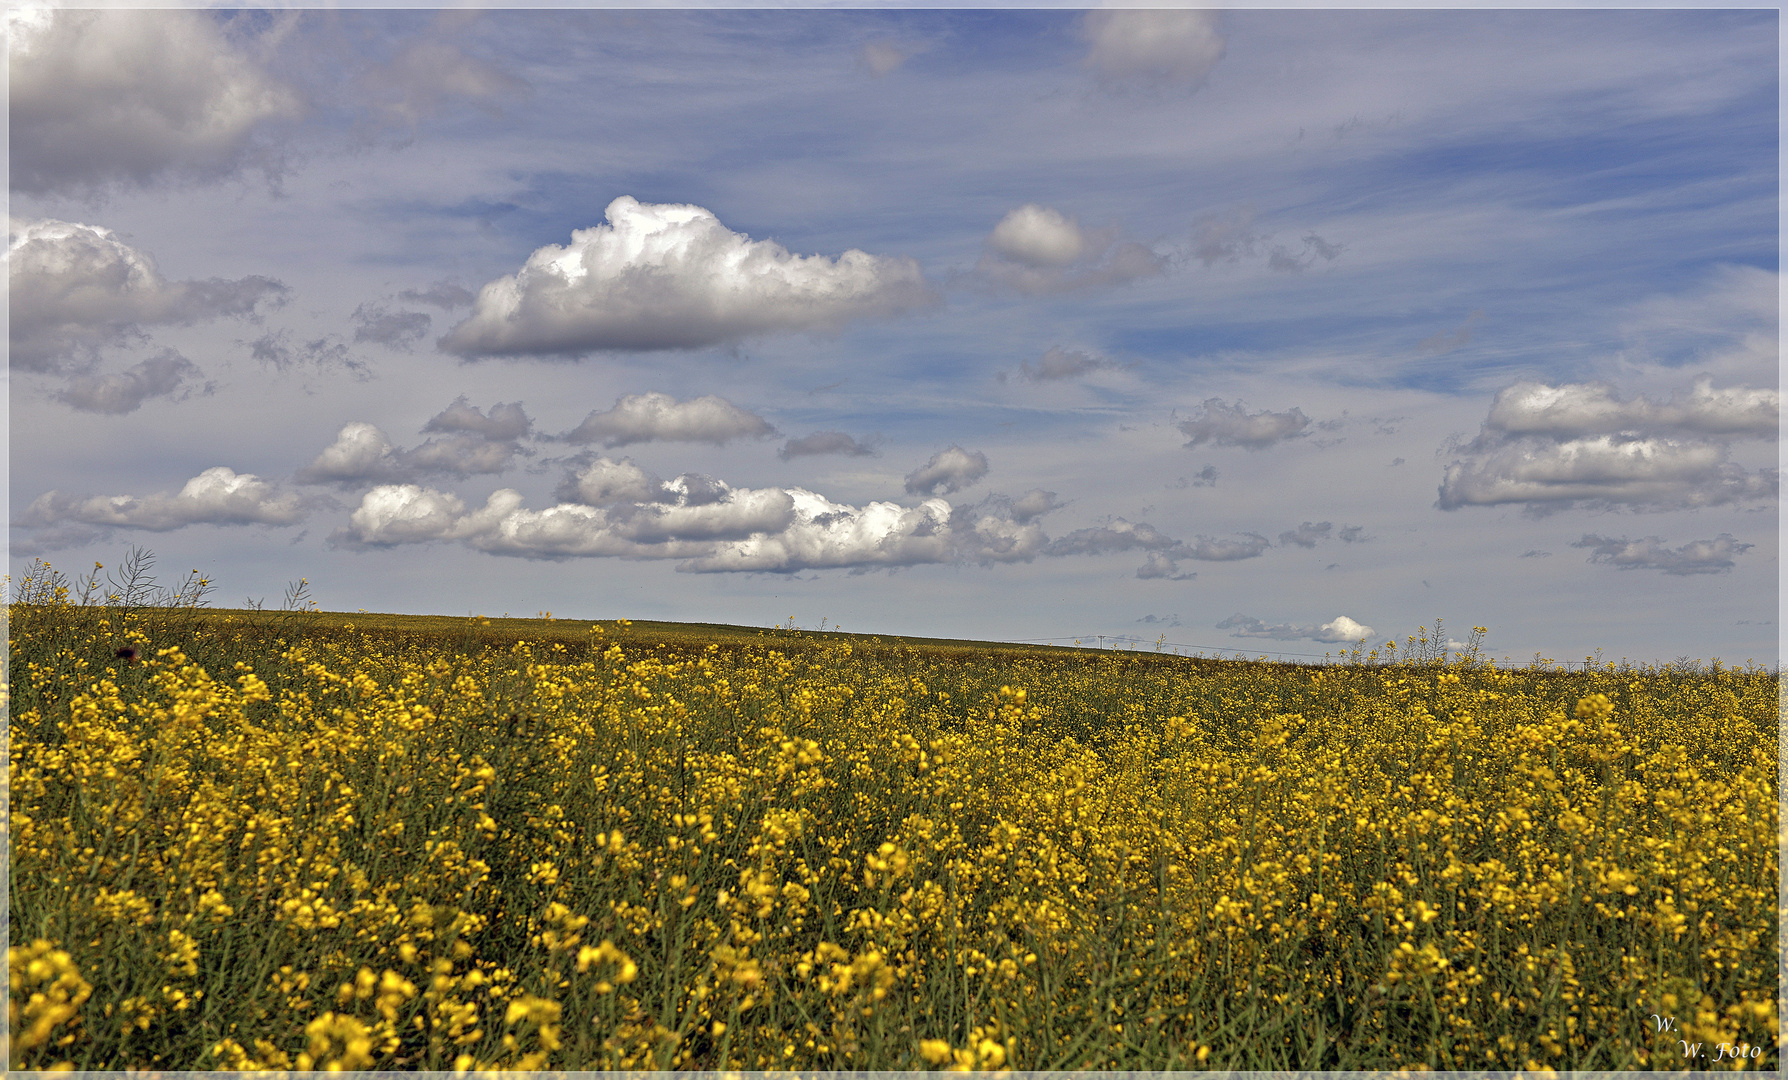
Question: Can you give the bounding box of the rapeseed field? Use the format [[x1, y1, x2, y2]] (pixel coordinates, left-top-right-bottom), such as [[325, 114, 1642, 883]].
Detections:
[[6, 560, 1779, 1071]]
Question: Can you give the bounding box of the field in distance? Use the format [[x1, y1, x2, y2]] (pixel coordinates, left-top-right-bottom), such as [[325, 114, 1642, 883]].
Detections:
[[8, 597, 1778, 1071]]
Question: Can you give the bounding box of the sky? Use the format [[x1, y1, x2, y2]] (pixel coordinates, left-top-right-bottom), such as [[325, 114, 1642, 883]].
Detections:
[[6, 5, 1780, 666]]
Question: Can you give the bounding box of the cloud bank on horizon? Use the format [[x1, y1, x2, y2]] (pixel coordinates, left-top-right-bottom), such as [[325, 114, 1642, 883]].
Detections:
[[6, 8, 1777, 663]]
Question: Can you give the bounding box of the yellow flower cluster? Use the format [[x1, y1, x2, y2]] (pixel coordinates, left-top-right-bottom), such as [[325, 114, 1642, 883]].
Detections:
[[6, 594, 1778, 1070]]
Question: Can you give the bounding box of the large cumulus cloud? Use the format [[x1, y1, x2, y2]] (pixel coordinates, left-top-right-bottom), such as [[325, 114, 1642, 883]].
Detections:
[[10, 218, 286, 372], [1439, 378, 1778, 512], [439, 196, 937, 356], [9, 8, 300, 194]]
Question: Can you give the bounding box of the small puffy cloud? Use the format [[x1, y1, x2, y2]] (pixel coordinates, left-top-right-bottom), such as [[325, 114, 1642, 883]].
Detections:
[[1217, 613, 1373, 644], [1010, 489, 1061, 523], [1044, 518, 1186, 558], [1135, 552, 1195, 581], [1178, 398, 1311, 450], [989, 204, 1088, 267], [299, 402, 531, 485], [1315, 616, 1374, 643], [298, 422, 404, 484], [10, 218, 286, 372], [564, 393, 776, 448], [905, 446, 990, 496], [351, 304, 431, 350], [1479, 378, 1778, 443], [336, 485, 491, 548], [1337, 524, 1368, 543], [980, 204, 1165, 295], [1571, 533, 1753, 576], [53, 350, 201, 414], [1187, 533, 1270, 561], [556, 457, 669, 507], [402, 435, 522, 477], [398, 280, 476, 309], [24, 466, 308, 533], [1437, 436, 1776, 512], [1277, 521, 1332, 549], [8, 8, 301, 194], [1019, 347, 1118, 383], [779, 431, 878, 460], [1080, 9, 1225, 88], [440, 196, 936, 356], [423, 396, 533, 441]]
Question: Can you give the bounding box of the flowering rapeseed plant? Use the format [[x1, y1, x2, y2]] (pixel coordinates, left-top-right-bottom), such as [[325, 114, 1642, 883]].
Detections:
[[6, 568, 1778, 1070]]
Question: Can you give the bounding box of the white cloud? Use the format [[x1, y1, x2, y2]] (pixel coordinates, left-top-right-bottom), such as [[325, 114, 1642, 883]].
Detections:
[[8, 8, 300, 194], [905, 446, 990, 496], [779, 431, 878, 460], [331, 474, 1051, 574], [1178, 398, 1312, 450], [1443, 376, 1778, 512], [337, 485, 492, 548], [1315, 616, 1374, 643], [10, 218, 286, 372], [563, 393, 776, 448], [298, 403, 533, 485], [54, 350, 202, 414], [1480, 378, 1778, 442], [1439, 435, 1776, 512], [1080, 9, 1225, 88], [298, 422, 405, 484], [1217, 612, 1375, 644], [440, 196, 937, 356], [979, 204, 1165, 294], [988, 204, 1088, 267], [24, 467, 308, 533], [1571, 533, 1753, 576], [557, 457, 669, 507]]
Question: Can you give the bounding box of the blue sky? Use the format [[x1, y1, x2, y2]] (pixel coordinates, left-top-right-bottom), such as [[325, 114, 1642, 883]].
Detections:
[[8, 6, 1779, 665]]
